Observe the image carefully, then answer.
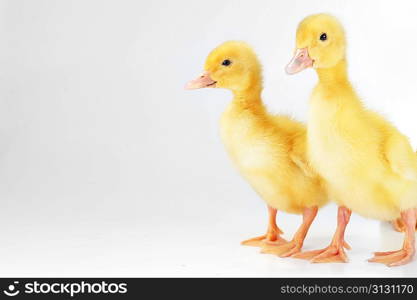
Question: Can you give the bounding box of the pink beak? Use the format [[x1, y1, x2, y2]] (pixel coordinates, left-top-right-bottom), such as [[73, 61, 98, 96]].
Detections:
[[185, 71, 217, 90], [285, 48, 314, 75]]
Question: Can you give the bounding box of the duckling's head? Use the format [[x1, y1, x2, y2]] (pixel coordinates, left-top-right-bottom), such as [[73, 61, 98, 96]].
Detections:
[[185, 41, 262, 93], [286, 14, 346, 74]]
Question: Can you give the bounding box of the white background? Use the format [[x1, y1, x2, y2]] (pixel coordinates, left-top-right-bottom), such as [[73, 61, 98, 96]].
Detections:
[[0, 0, 417, 277]]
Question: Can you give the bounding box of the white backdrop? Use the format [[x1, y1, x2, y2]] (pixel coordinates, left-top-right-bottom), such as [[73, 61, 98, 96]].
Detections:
[[0, 0, 417, 277]]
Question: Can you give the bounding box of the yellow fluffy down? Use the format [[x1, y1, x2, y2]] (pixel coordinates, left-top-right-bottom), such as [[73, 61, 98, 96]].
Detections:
[[297, 14, 417, 220], [206, 41, 328, 214]]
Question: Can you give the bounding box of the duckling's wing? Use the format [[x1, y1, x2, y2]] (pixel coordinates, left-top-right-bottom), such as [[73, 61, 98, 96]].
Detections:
[[290, 131, 317, 179], [384, 133, 417, 182], [290, 152, 317, 178], [270, 114, 317, 178]]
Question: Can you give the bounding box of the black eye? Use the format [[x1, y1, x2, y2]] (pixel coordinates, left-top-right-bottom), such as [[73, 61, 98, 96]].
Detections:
[[320, 33, 327, 41], [222, 59, 232, 66]]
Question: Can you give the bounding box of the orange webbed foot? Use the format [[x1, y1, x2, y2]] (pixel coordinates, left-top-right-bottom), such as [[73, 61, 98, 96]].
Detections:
[[371, 209, 416, 267], [368, 248, 414, 267], [242, 206, 285, 247], [241, 235, 268, 247], [292, 241, 351, 263], [241, 226, 285, 247], [261, 206, 319, 258], [292, 206, 352, 264], [241, 234, 286, 247], [261, 239, 302, 257]]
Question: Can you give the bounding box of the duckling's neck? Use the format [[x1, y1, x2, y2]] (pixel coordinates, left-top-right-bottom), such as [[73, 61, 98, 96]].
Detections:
[[315, 59, 362, 108], [316, 59, 349, 86], [231, 84, 264, 112]]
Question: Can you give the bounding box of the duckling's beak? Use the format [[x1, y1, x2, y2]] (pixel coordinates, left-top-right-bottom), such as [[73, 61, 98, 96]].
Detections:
[[285, 48, 313, 75], [185, 71, 217, 90]]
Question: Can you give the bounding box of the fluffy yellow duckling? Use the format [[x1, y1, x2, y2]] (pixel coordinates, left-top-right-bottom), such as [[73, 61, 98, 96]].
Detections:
[[286, 13, 417, 266], [185, 41, 328, 257]]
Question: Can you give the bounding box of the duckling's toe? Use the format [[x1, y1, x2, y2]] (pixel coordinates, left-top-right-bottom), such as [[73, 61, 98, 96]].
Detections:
[[293, 245, 349, 263], [368, 249, 413, 267], [310, 246, 349, 263], [241, 234, 286, 247], [291, 249, 324, 260], [241, 235, 266, 247], [261, 239, 303, 257]]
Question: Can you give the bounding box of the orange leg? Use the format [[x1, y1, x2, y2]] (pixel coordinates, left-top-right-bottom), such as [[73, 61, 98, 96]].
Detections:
[[369, 208, 416, 267], [390, 214, 417, 232], [241, 205, 286, 247], [292, 206, 352, 263], [261, 206, 318, 257], [391, 218, 406, 232]]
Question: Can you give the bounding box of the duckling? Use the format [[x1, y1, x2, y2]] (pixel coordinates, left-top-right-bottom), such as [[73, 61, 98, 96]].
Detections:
[[185, 41, 328, 257], [286, 14, 417, 266]]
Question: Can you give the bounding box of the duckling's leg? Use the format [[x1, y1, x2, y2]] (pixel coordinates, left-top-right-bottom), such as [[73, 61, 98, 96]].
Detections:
[[390, 216, 417, 232], [241, 205, 286, 247], [390, 218, 406, 232], [369, 208, 416, 267], [292, 206, 352, 263], [261, 206, 318, 257]]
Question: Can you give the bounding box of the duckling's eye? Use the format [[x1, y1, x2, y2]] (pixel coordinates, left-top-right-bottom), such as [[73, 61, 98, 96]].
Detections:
[[222, 59, 232, 66], [319, 33, 327, 41]]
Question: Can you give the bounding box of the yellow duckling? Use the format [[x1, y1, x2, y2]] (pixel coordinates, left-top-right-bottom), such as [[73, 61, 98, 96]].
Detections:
[[186, 41, 328, 257], [286, 13, 417, 266]]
